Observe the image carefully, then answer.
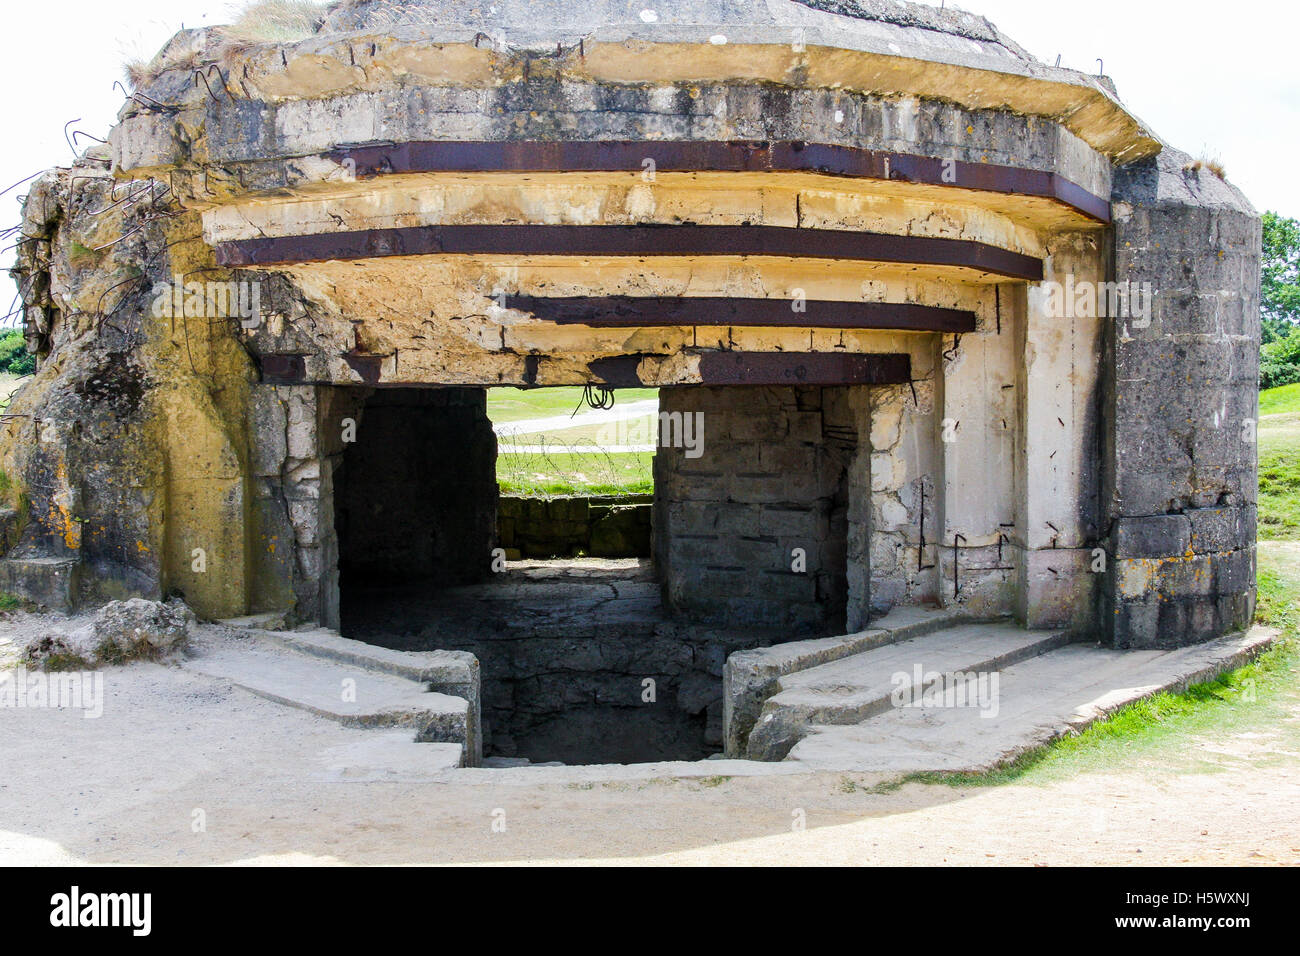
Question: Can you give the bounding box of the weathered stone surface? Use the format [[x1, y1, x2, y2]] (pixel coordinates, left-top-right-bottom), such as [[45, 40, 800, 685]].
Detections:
[[91, 597, 196, 663], [1115, 514, 1192, 559], [655, 384, 867, 633], [1106, 145, 1260, 647], [22, 597, 195, 669]]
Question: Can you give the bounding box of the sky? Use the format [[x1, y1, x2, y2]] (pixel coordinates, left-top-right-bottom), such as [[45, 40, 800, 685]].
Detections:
[[2, 0, 1296, 293]]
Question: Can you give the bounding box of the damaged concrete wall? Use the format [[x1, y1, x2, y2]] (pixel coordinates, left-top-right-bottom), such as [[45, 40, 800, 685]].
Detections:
[[0, 0, 1260, 656], [1013, 233, 1108, 633], [1, 154, 258, 618], [247, 383, 370, 627]]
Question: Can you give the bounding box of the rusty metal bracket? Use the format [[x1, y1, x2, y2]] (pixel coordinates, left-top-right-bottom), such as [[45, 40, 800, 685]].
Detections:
[[952, 532, 967, 597]]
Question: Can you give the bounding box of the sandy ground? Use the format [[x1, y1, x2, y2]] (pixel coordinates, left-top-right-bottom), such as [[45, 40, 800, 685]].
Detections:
[[2, 604, 1298, 867]]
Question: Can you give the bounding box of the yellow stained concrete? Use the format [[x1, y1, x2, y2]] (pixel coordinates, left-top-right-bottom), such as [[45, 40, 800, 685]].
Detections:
[[200, 170, 1091, 246]]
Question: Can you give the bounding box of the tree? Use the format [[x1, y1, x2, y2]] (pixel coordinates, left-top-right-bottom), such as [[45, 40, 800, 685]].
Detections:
[[1262, 211, 1300, 345]]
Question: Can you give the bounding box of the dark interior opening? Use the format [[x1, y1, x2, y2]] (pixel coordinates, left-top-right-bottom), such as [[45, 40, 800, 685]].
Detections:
[[335, 383, 857, 766], [335, 387, 497, 588]]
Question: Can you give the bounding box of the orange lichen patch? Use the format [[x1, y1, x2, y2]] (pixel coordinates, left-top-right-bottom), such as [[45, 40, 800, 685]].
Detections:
[[46, 461, 82, 550]]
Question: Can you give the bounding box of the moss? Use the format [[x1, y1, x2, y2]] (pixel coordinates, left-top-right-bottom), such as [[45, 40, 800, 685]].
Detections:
[[0, 592, 33, 611], [33, 652, 91, 672], [67, 241, 104, 269]]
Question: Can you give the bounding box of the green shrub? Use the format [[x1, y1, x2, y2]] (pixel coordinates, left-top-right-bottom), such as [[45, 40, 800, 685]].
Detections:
[[0, 329, 34, 376], [1261, 325, 1300, 390]]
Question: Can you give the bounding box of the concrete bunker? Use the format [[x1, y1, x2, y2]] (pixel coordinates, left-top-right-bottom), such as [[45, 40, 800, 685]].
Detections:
[[0, 0, 1261, 768]]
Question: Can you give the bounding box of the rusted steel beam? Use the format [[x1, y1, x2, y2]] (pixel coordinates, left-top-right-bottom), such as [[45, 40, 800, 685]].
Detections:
[[694, 351, 911, 386], [586, 354, 654, 387], [343, 351, 383, 384], [322, 139, 1110, 224], [588, 351, 911, 387], [216, 224, 1042, 280], [259, 354, 306, 383], [504, 295, 975, 332]]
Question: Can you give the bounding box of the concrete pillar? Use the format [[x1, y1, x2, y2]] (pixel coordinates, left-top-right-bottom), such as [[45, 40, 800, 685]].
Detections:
[[938, 284, 1019, 617], [1103, 149, 1260, 647], [1015, 236, 1107, 632]]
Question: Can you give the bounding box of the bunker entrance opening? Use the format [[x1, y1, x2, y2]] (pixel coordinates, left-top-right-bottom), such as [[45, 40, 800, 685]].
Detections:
[[332, 383, 864, 764]]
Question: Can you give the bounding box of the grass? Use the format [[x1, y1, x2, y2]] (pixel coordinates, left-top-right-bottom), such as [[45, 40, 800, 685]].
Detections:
[[1259, 382, 1300, 416], [124, 0, 327, 88], [1185, 152, 1228, 180], [222, 0, 326, 45], [490, 387, 658, 496], [497, 450, 654, 497], [1258, 389, 1300, 538], [0, 592, 30, 612]]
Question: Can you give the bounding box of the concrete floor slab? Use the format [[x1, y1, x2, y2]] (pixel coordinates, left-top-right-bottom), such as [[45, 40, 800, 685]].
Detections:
[[788, 627, 1276, 774]]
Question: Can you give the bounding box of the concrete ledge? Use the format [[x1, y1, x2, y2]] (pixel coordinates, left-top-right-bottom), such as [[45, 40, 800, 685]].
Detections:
[[0, 557, 83, 611], [1063, 626, 1276, 731], [212, 622, 482, 765], [788, 625, 1278, 774], [722, 605, 978, 756], [318, 732, 466, 780], [441, 757, 811, 785], [186, 643, 471, 739], [745, 623, 1070, 761]]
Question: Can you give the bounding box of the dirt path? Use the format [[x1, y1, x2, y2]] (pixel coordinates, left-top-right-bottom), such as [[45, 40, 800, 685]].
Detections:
[[2, 606, 1297, 866]]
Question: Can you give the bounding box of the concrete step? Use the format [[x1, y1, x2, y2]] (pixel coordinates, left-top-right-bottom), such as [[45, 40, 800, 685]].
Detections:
[[746, 622, 1070, 760], [184, 637, 474, 762], [227, 621, 478, 687], [316, 731, 466, 780], [219, 622, 483, 766], [787, 627, 1274, 774], [724, 605, 976, 755]]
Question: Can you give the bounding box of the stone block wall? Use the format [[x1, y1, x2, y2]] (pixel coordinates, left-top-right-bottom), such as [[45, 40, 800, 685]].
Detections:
[[1106, 148, 1260, 647], [497, 495, 652, 559], [653, 384, 869, 633]]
